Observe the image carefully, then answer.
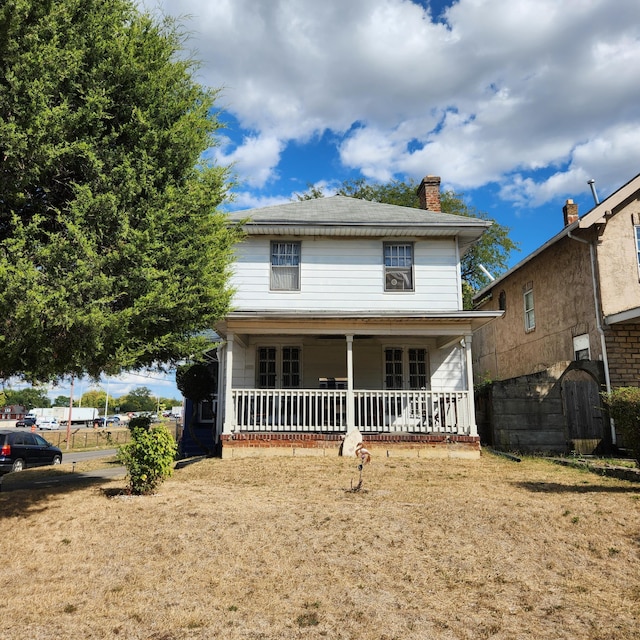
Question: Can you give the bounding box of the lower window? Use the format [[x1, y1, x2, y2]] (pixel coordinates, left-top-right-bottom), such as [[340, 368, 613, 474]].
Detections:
[[384, 347, 428, 389], [257, 346, 301, 388]]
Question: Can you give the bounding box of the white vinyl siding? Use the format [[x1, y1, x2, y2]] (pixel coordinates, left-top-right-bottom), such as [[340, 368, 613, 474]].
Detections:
[[231, 236, 461, 312]]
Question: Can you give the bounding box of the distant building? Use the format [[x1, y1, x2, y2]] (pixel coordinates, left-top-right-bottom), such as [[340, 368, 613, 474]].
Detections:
[[1, 405, 27, 420]]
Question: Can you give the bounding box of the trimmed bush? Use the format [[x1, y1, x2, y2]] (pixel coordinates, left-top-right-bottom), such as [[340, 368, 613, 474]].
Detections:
[[603, 387, 640, 466], [117, 423, 177, 495]]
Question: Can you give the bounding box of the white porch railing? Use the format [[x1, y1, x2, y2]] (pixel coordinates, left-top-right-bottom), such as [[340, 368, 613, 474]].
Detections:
[[230, 389, 471, 435]]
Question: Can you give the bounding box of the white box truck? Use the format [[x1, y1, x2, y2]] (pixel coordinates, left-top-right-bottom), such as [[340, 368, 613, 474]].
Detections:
[[29, 407, 100, 427]]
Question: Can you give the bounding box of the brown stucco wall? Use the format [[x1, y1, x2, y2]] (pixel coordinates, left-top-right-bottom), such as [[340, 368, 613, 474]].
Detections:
[[596, 193, 640, 318], [473, 234, 599, 382]]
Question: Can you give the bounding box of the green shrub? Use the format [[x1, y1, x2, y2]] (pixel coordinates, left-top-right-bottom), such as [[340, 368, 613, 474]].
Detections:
[[603, 387, 640, 466], [117, 423, 177, 495], [127, 415, 152, 432]]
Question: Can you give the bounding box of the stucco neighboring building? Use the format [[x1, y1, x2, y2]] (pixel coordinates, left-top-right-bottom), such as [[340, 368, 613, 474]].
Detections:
[[472, 172, 640, 454]]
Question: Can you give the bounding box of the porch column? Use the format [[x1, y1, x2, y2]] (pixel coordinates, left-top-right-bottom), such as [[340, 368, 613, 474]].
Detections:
[[464, 334, 478, 437], [223, 333, 235, 434], [215, 343, 225, 443], [346, 334, 355, 430]]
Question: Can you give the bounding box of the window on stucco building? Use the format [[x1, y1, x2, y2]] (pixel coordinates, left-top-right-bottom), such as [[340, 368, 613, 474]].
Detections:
[[523, 284, 535, 332]]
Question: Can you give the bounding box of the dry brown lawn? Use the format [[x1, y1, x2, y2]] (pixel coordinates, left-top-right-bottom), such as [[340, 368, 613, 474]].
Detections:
[[1, 451, 639, 640]]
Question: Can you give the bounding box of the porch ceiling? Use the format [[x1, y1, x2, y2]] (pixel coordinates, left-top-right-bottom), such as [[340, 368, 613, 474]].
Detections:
[[215, 310, 502, 338]]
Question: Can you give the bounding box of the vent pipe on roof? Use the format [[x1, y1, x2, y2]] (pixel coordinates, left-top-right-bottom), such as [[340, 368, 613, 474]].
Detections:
[[587, 179, 600, 205], [478, 264, 495, 281]]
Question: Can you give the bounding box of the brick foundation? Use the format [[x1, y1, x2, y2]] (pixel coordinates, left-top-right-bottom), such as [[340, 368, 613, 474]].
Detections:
[[221, 432, 480, 459]]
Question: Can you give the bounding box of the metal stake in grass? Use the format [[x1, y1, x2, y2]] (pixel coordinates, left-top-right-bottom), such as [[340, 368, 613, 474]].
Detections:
[[350, 443, 371, 492]]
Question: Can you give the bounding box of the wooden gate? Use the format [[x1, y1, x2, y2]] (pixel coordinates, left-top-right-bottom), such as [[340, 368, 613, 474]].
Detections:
[[561, 370, 605, 454]]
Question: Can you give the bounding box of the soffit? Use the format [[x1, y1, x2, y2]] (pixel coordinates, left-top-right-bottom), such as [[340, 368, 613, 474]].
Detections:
[[215, 310, 503, 337]]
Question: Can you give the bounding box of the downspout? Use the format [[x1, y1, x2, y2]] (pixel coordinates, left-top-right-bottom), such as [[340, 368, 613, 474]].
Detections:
[[567, 230, 616, 445]]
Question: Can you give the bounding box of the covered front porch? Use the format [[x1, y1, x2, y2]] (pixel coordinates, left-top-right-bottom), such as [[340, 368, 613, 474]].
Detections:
[[214, 312, 500, 454], [231, 387, 470, 433]]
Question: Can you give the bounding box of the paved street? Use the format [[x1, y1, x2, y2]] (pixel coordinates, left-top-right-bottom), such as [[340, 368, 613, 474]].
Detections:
[[0, 449, 124, 492]]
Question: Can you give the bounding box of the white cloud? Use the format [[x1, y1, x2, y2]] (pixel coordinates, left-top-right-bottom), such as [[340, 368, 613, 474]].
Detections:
[[214, 133, 284, 188], [229, 192, 291, 211], [139, 0, 640, 206]]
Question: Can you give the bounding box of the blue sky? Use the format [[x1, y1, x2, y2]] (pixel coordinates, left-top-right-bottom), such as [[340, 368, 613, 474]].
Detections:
[[13, 0, 640, 405], [139, 0, 640, 263]]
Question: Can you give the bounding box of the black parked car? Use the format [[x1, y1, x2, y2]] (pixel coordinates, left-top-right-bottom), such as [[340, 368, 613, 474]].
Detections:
[[0, 430, 62, 474], [15, 416, 37, 429]]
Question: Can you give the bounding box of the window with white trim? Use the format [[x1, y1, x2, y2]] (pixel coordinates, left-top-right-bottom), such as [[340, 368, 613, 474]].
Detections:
[[408, 348, 428, 389], [257, 346, 301, 388], [384, 242, 414, 291], [523, 284, 535, 332], [385, 348, 404, 389], [271, 241, 300, 291], [573, 334, 590, 361], [281, 347, 301, 388], [384, 347, 428, 389]]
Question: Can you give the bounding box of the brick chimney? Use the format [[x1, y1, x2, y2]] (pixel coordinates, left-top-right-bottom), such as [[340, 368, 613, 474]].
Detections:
[[563, 199, 579, 226], [417, 175, 441, 212]]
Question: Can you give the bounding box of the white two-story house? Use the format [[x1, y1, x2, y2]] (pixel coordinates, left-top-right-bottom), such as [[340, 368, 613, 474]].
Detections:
[[206, 176, 501, 458]]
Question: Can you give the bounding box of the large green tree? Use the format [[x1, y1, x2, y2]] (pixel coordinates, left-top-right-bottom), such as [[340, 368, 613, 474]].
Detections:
[[118, 386, 156, 413], [4, 387, 51, 409], [80, 389, 107, 409], [0, 0, 241, 383], [297, 178, 518, 308]]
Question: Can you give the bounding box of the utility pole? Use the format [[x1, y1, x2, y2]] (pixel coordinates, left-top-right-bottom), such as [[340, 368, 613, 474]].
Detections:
[[66, 377, 74, 450]]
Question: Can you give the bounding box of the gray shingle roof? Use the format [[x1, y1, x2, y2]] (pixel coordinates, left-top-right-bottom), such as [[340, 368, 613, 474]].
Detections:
[[226, 195, 488, 229], [226, 195, 490, 250]]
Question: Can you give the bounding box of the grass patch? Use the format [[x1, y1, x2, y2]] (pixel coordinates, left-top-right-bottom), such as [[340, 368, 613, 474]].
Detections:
[[1, 453, 639, 639]]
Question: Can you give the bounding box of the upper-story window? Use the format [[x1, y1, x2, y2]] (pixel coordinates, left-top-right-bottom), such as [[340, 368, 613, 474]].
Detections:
[[498, 290, 507, 312], [573, 334, 590, 361], [384, 242, 414, 292], [271, 241, 300, 291], [523, 283, 535, 332]]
